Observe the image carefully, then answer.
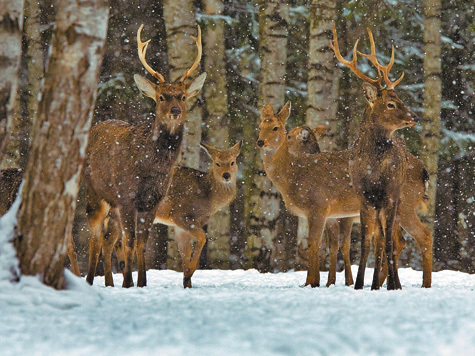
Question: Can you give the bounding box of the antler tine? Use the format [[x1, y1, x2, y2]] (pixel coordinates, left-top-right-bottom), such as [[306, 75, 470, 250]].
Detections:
[[137, 24, 165, 82], [330, 24, 381, 87], [179, 25, 203, 83], [358, 28, 404, 90]]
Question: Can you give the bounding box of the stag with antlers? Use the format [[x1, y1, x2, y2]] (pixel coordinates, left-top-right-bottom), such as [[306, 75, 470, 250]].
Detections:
[[84, 25, 206, 288], [331, 25, 420, 290]]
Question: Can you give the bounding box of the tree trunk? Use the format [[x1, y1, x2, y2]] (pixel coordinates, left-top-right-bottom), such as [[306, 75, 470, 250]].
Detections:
[[297, 0, 338, 270], [421, 0, 441, 232], [1, 0, 44, 170], [246, 0, 289, 272], [202, 0, 231, 269], [163, 0, 202, 269], [14, 0, 109, 289], [0, 0, 24, 165]]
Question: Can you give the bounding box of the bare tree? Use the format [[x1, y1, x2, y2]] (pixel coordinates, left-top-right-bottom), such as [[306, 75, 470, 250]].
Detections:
[[202, 0, 231, 269], [421, 0, 442, 232], [0, 0, 24, 165], [163, 0, 203, 269], [14, 0, 109, 289], [246, 0, 289, 272]]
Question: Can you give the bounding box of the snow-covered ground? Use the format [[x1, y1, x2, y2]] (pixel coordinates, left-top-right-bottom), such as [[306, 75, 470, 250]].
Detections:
[[1, 267, 474, 356]]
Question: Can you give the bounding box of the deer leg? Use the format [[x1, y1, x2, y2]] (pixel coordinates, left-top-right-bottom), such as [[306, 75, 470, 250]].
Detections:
[[86, 200, 109, 285], [371, 215, 384, 290], [187, 229, 206, 286], [339, 218, 354, 286], [384, 200, 401, 290], [102, 211, 121, 287], [175, 228, 193, 288], [305, 214, 326, 288], [325, 219, 339, 287], [400, 212, 433, 288], [380, 225, 405, 288], [67, 235, 81, 276], [135, 211, 155, 288], [119, 207, 136, 288], [355, 205, 376, 290]]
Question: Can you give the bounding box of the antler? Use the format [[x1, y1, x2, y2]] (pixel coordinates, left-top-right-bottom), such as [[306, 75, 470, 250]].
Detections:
[[179, 26, 202, 83], [137, 24, 165, 82], [330, 24, 382, 88], [357, 28, 404, 90]]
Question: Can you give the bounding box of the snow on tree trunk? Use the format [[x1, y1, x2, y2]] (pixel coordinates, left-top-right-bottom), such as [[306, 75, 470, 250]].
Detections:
[[0, 0, 24, 165], [202, 0, 231, 269], [246, 0, 289, 272], [163, 0, 203, 269], [421, 0, 441, 233], [14, 0, 109, 289]]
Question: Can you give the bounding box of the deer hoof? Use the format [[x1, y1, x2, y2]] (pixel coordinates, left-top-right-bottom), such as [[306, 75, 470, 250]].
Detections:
[[183, 276, 192, 288]]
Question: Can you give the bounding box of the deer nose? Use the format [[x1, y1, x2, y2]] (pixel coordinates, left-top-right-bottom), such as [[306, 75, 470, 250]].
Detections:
[[257, 140, 264, 147], [412, 115, 419, 123], [223, 172, 231, 180], [170, 107, 181, 116]]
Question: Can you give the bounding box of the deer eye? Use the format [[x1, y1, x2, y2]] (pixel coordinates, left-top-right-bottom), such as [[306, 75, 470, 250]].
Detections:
[[159, 96, 165, 102], [273, 127, 279, 131], [182, 95, 186, 101], [231, 161, 235, 166], [287, 135, 291, 139], [387, 102, 395, 109], [216, 163, 220, 167]]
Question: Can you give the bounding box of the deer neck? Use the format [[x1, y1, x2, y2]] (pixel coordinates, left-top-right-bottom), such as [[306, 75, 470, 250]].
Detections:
[[357, 108, 396, 154], [263, 140, 291, 191]]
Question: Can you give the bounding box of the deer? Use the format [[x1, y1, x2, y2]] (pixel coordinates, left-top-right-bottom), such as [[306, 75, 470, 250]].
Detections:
[[257, 103, 432, 289], [286, 125, 426, 287], [107, 142, 241, 288], [330, 25, 422, 290], [84, 24, 206, 288], [0, 168, 81, 276]]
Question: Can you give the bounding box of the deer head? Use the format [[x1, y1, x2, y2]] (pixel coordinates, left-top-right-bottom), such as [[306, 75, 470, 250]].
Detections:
[[201, 141, 242, 184], [330, 25, 418, 133], [257, 102, 291, 151], [134, 25, 207, 134], [287, 125, 327, 156]]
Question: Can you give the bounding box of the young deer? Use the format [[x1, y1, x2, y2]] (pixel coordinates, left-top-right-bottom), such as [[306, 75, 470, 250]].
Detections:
[[153, 141, 241, 288], [257, 103, 431, 288], [0, 168, 81, 276], [331, 26, 419, 290], [84, 25, 206, 288]]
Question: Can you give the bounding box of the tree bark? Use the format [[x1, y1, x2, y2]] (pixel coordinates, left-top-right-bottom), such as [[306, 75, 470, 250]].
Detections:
[[1, 0, 44, 170], [297, 0, 338, 270], [246, 0, 289, 272], [202, 0, 231, 269], [421, 0, 441, 232], [15, 0, 109, 289], [0, 0, 24, 165], [163, 0, 203, 268]]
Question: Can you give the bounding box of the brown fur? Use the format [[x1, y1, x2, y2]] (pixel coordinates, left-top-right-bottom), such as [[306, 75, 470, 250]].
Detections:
[[287, 125, 431, 288], [257, 103, 431, 288], [103, 142, 241, 288], [84, 62, 206, 287]]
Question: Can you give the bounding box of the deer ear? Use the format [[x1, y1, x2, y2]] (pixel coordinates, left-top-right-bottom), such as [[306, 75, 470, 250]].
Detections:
[[186, 72, 207, 98], [312, 125, 327, 138], [363, 82, 378, 107], [231, 140, 243, 157], [200, 142, 217, 159], [276, 101, 291, 123], [262, 104, 274, 118], [134, 74, 158, 101]]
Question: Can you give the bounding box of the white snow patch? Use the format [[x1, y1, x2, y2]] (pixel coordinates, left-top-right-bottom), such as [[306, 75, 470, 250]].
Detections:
[[0, 185, 21, 282], [1, 268, 474, 355]]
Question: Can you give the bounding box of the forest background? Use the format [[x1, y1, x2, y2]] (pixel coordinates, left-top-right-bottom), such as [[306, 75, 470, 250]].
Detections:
[[1, 0, 474, 284]]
